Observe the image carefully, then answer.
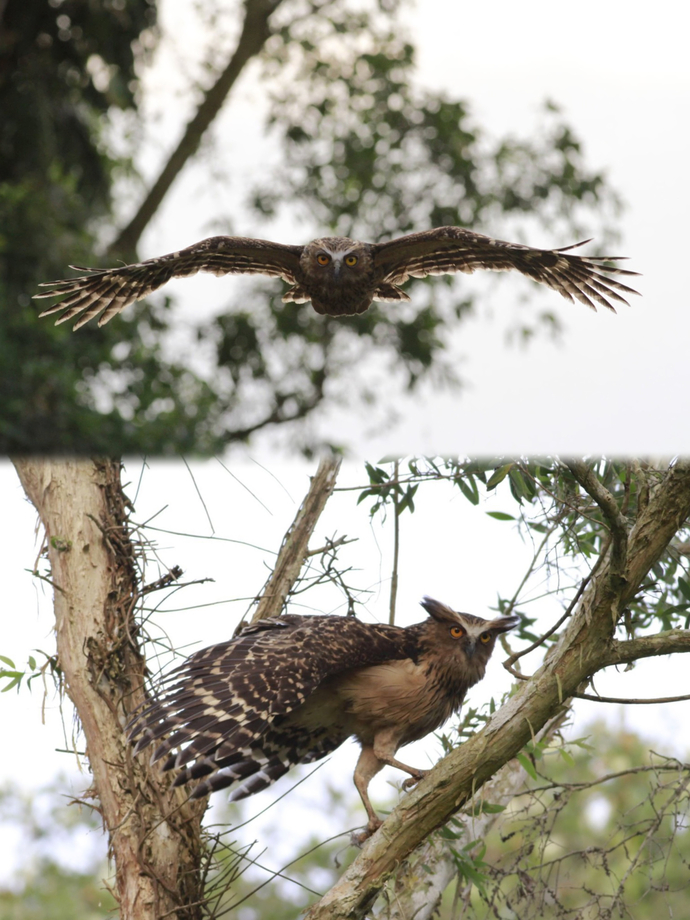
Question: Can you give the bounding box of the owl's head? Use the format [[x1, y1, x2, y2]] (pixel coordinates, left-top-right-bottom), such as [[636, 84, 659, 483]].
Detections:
[[419, 596, 520, 683], [303, 237, 374, 282]]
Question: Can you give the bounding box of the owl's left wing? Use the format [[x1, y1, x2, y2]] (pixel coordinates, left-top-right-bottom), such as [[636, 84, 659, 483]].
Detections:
[[126, 614, 416, 798], [373, 226, 640, 312], [33, 236, 304, 329]]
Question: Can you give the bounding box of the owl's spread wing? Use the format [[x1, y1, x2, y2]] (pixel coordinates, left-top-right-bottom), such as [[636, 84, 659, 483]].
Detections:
[[33, 236, 304, 329], [373, 227, 640, 312], [127, 614, 414, 798]]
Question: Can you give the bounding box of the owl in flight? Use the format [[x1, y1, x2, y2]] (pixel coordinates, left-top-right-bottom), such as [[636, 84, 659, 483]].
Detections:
[[34, 227, 639, 328], [127, 598, 520, 841]]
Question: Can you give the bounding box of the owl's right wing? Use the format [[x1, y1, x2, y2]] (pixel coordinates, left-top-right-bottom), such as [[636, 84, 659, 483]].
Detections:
[[373, 227, 640, 312], [127, 614, 414, 786], [33, 236, 304, 329]]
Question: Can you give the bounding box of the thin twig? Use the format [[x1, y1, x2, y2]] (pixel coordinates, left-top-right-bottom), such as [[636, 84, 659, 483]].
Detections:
[[566, 461, 628, 576], [572, 690, 690, 705], [390, 459, 400, 626]]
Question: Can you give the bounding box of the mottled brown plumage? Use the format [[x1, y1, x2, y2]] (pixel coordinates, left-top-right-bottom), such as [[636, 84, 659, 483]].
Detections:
[[34, 227, 639, 329], [127, 598, 519, 839]]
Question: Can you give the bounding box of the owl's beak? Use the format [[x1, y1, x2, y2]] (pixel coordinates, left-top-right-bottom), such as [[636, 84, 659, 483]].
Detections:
[[465, 639, 477, 659], [332, 260, 341, 279]]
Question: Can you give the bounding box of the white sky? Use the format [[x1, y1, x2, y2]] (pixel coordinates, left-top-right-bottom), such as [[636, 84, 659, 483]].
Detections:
[[3, 0, 690, 895]]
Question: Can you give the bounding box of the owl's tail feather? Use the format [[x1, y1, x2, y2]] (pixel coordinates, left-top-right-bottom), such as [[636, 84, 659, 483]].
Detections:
[[190, 756, 291, 800]]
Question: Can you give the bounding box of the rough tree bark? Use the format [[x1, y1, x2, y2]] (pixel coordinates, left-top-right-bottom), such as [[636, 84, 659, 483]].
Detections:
[[304, 459, 690, 920], [12, 458, 206, 920]]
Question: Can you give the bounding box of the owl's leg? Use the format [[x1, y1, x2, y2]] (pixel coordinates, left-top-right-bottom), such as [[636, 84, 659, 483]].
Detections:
[[373, 727, 429, 788], [352, 744, 386, 844]]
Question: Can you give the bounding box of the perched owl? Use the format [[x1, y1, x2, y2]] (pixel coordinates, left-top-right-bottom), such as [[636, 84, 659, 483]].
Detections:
[[34, 227, 639, 329], [127, 598, 520, 840]]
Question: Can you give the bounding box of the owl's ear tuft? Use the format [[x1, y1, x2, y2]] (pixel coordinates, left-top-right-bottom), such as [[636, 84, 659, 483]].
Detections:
[[488, 614, 521, 634], [420, 597, 464, 625]]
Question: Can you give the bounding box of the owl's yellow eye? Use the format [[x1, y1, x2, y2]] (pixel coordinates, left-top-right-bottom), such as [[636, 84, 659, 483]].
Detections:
[[345, 255, 358, 266], [480, 632, 491, 644], [449, 626, 465, 639], [316, 253, 330, 266]]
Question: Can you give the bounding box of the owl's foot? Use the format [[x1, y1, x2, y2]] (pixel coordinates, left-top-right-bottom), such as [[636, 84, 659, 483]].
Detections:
[[351, 816, 382, 848], [402, 769, 429, 791]]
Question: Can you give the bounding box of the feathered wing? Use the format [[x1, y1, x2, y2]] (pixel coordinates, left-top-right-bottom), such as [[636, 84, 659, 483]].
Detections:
[[127, 615, 415, 801], [373, 226, 640, 312], [33, 236, 304, 329]]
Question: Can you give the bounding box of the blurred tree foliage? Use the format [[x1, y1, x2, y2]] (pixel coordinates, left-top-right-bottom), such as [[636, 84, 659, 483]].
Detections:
[[2, 724, 688, 920], [0, 780, 117, 920], [461, 722, 690, 919], [1, 0, 622, 453]]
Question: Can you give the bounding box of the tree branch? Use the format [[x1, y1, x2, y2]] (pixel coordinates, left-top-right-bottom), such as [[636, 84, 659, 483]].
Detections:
[[111, 0, 285, 255], [572, 690, 690, 704], [566, 460, 628, 576], [602, 628, 690, 667], [250, 454, 342, 624]]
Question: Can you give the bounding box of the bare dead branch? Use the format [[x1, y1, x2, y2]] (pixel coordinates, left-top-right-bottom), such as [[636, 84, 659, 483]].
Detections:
[[111, 0, 285, 255], [249, 454, 342, 624], [503, 566, 598, 680], [572, 690, 690, 704]]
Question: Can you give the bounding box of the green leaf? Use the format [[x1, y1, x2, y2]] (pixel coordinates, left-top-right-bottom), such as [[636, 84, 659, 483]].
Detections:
[[677, 577, 690, 602], [516, 752, 538, 780], [559, 748, 576, 767], [456, 476, 480, 505], [486, 464, 513, 490], [364, 462, 389, 484], [468, 801, 506, 816], [1, 671, 23, 692], [571, 737, 595, 752], [0, 655, 15, 668], [454, 857, 488, 896], [508, 467, 533, 502], [660, 603, 690, 615], [486, 511, 515, 521]]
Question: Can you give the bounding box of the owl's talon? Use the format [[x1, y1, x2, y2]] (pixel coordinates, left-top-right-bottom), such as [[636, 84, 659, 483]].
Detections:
[[351, 818, 382, 847], [402, 770, 429, 791]]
